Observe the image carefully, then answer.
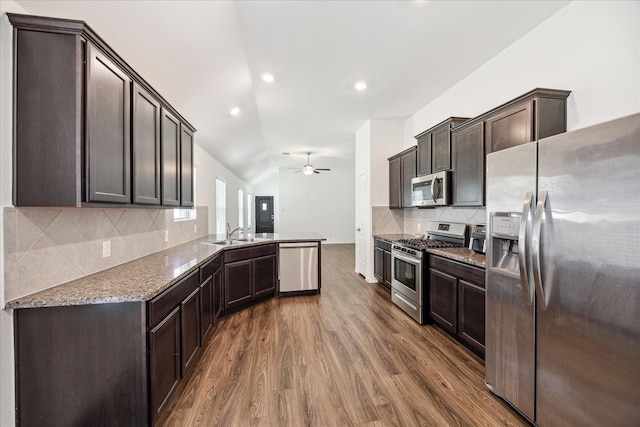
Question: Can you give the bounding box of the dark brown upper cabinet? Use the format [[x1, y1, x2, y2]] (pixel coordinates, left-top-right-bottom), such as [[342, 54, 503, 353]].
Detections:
[[485, 90, 569, 154], [86, 44, 132, 204], [388, 146, 416, 209], [8, 13, 195, 208], [416, 117, 469, 177], [388, 155, 402, 209], [452, 121, 485, 207], [401, 148, 417, 208], [132, 83, 161, 205], [416, 132, 432, 176], [161, 109, 181, 206], [180, 127, 195, 207], [451, 88, 570, 207]]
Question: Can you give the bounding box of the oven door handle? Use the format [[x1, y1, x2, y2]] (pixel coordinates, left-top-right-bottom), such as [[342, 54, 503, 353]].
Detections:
[[392, 251, 421, 266]]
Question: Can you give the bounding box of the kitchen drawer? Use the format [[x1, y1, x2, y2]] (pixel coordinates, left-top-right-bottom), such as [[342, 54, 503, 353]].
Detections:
[[374, 237, 391, 252], [224, 243, 277, 263], [149, 269, 199, 328], [430, 255, 485, 288], [200, 254, 222, 282]]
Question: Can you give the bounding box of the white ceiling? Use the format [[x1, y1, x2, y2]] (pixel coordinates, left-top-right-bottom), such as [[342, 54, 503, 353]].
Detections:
[[13, 0, 569, 185]]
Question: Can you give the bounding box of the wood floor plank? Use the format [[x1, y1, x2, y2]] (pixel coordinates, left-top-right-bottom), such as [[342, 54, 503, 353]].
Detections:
[[158, 244, 528, 427]]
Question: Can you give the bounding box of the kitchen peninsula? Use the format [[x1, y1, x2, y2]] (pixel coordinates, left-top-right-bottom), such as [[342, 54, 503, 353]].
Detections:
[[8, 233, 324, 427]]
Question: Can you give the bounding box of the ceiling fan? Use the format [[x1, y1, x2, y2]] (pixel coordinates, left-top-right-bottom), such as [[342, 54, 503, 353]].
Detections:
[[289, 152, 331, 175]]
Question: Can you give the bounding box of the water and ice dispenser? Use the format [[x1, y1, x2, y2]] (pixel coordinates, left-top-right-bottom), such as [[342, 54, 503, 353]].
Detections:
[[489, 212, 522, 276]]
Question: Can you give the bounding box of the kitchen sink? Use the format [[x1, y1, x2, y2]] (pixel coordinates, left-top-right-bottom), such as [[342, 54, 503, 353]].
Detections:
[[233, 237, 269, 242], [202, 240, 238, 246]]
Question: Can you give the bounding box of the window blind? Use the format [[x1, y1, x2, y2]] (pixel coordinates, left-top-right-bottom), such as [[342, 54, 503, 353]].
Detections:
[[216, 179, 226, 235], [238, 189, 244, 229]]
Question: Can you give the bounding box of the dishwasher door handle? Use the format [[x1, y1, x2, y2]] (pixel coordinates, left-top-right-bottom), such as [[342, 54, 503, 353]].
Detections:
[[279, 242, 319, 248]]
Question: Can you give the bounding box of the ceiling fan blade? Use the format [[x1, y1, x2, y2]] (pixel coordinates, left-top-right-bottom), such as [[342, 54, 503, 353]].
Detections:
[[314, 168, 331, 171], [293, 170, 303, 173], [313, 170, 320, 174]]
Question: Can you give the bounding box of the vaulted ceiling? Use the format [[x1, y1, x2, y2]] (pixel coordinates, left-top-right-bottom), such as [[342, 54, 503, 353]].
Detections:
[[13, 0, 569, 185]]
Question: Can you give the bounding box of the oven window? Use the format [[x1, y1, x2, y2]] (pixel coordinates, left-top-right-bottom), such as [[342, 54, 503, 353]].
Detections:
[[394, 257, 417, 292]]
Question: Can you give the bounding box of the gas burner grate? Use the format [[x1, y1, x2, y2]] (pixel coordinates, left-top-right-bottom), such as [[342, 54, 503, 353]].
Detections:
[[395, 239, 456, 250]]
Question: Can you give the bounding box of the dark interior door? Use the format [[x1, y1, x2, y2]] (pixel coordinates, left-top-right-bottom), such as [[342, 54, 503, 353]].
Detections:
[[255, 196, 274, 233]]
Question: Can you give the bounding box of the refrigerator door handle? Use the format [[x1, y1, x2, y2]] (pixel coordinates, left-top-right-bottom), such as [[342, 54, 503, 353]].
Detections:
[[518, 191, 534, 306], [533, 189, 550, 310]]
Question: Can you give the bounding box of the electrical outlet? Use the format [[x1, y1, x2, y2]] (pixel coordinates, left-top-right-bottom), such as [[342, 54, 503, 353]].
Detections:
[[164, 230, 169, 242], [194, 224, 197, 233], [102, 240, 111, 258], [417, 223, 422, 231]]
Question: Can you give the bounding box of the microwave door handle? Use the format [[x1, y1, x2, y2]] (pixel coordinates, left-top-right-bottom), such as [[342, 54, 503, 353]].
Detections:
[[532, 189, 550, 310], [518, 192, 534, 306], [430, 177, 438, 202]]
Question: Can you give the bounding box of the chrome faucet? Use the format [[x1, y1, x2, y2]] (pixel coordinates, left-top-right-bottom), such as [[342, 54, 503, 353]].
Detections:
[[226, 223, 242, 241]]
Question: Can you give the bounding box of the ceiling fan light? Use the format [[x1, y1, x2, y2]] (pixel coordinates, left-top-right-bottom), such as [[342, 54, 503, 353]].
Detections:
[[303, 165, 314, 175]]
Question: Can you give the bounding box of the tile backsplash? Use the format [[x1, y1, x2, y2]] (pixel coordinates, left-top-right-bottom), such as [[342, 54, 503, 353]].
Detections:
[[404, 206, 487, 234], [372, 205, 487, 236], [3, 206, 208, 303], [371, 206, 404, 234]]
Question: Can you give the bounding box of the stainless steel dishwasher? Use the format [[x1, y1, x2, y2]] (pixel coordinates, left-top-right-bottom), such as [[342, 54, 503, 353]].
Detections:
[[278, 242, 319, 294]]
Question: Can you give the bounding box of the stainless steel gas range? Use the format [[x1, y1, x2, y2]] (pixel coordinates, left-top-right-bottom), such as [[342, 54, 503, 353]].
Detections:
[[390, 221, 468, 324]]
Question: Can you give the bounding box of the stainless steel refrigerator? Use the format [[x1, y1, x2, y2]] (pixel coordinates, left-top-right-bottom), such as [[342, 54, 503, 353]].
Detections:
[[485, 113, 640, 426]]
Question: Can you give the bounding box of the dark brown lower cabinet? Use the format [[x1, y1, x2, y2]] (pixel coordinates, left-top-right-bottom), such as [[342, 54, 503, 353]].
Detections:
[[458, 279, 486, 354], [429, 268, 458, 333], [180, 287, 201, 376], [373, 238, 392, 291], [224, 244, 277, 310], [14, 303, 148, 427], [199, 253, 223, 342], [213, 267, 223, 319], [254, 255, 277, 298], [199, 276, 214, 340], [225, 259, 254, 308], [429, 255, 486, 358], [149, 307, 181, 423]]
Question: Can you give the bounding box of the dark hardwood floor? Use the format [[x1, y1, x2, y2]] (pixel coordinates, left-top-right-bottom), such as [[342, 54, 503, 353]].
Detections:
[[159, 244, 527, 426]]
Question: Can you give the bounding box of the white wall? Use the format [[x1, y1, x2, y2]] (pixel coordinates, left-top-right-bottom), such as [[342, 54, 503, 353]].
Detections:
[[194, 144, 253, 236], [252, 172, 280, 233], [278, 158, 355, 243], [403, 0, 640, 150], [355, 119, 404, 279]]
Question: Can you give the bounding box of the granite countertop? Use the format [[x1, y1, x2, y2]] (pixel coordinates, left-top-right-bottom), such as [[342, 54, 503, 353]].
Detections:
[[6, 233, 325, 310], [427, 247, 486, 269], [373, 233, 416, 241], [373, 234, 485, 268]]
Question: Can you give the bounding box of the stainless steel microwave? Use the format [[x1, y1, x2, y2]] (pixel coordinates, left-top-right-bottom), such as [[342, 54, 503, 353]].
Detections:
[[411, 171, 451, 207]]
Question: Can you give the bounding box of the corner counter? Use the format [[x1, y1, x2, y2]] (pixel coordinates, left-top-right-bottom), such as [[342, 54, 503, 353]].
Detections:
[[10, 232, 324, 427], [6, 233, 325, 309]]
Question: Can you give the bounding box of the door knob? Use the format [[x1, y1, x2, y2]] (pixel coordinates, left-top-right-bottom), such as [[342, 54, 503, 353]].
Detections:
[[357, 228, 361, 231]]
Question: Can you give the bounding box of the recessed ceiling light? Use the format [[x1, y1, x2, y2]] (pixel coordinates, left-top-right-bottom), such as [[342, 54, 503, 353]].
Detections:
[[230, 107, 240, 116], [261, 73, 275, 83], [354, 81, 367, 91]]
